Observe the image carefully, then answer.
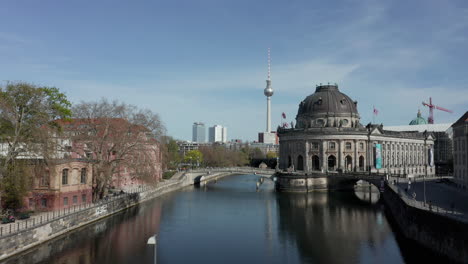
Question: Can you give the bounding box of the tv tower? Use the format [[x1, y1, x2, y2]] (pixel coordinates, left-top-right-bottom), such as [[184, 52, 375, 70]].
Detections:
[[264, 48, 274, 132]]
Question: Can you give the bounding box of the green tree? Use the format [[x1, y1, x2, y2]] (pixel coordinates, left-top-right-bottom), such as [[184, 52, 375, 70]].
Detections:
[[183, 150, 203, 167], [163, 137, 181, 170], [0, 82, 71, 210], [266, 151, 278, 159]]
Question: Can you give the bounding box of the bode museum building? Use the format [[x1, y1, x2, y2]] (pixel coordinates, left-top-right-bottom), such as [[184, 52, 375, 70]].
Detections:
[[276, 84, 435, 191]]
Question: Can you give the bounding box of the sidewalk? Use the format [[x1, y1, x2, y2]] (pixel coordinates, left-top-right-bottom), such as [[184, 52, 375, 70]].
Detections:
[[395, 178, 468, 219]]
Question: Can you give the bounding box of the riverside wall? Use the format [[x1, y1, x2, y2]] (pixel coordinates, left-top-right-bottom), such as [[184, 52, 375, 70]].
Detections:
[[0, 171, 233, 261], [382, 184, 468, 263]]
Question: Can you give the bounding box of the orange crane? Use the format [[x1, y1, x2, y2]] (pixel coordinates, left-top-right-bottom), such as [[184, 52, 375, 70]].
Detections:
[[422, 97, 453, 124]]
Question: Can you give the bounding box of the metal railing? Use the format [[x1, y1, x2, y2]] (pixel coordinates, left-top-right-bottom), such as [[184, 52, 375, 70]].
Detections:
[[0, 180, 181, 238], [386, 181, 467, 223], [187, 167, 275, 175]]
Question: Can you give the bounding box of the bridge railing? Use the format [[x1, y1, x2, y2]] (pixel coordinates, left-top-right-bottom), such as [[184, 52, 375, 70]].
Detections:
[[0, 180, 181, 238], [186, 167, 275, 174]]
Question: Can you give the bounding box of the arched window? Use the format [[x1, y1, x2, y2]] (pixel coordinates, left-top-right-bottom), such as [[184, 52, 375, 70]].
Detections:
[[81, 168, 87, 184], [62, 169, 69, 185], [345, 155, 352, 171], [328, 155, 337, 171], [359, 156, 365, 170], [312, 155, 320, 171], [297, 155, 304, 171]]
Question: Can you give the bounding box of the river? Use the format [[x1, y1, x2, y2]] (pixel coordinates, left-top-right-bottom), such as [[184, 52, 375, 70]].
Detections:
[[2, 174, 448, 264]]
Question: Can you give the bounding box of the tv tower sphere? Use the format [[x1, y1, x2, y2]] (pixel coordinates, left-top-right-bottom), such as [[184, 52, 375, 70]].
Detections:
[[264, 80, 274, 97]]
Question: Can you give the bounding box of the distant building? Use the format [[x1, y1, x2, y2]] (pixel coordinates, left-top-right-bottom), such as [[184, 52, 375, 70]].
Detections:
[[258, 132, 278, 144], [409, 110, 428, 125], [250, 142, 279, 155], [192, 122, 206, 142], [209, 125, 228, 143], [452, 112, 468, 189], [177, 141, 212, 156], [222, 127, 228, 143]]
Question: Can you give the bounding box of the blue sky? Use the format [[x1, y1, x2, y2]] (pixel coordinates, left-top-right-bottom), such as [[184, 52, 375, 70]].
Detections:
[[1, 0, 467, 141]]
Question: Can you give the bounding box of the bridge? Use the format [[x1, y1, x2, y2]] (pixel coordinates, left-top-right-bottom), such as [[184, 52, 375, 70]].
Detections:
[[179, 167, 276, 185], [177, 167, 388, 190]]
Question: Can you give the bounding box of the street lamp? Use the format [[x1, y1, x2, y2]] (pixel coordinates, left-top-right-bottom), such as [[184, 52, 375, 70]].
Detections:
[[147, 234, 157, 264]]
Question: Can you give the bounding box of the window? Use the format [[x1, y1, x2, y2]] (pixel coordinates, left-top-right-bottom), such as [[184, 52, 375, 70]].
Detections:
[[73, 196, 78, 204], [345, 142, 352, 150], [359, 142, 364, 150], [329, 142, 336, 150], [312, 142, 319, 150], [41, 198, 47, 208], [63, 197, 68, 206], [40, 171, 49, 186], [81, 168, 87, 184], [82, 194, 87, 203], [62, 169, 69, 185]]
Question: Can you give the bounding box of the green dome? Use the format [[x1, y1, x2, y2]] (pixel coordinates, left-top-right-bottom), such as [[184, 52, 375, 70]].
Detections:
[[409, 110, 427, 125]]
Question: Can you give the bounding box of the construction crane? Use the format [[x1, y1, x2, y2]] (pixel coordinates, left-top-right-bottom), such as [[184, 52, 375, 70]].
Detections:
[[422, 97, 453, 124]]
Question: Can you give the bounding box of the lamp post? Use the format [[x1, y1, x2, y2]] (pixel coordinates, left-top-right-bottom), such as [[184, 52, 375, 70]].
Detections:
[[147, 234, 157, 264]]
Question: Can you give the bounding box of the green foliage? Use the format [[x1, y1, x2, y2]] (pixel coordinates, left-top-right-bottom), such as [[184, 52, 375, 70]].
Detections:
[[163, 170, 177, 179], [199, 146, 249, 167], [0, 82, 71, 210], [1, 163, 32, 210], [266, 151, 278, 159], [183, 150, 203, 166], [165, 137, 181, 170], [251, 147, 265, 159]]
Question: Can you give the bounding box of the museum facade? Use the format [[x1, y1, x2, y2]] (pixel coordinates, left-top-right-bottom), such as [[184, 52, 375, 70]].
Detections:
[[277, 84, 435, 182]]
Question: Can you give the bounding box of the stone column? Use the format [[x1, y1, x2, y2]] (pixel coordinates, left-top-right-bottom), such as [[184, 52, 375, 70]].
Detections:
[[321, 140, 327, 171], [353, 139, 358, 172], [338, 139, 343, 170], [304, 141, 309, 172]]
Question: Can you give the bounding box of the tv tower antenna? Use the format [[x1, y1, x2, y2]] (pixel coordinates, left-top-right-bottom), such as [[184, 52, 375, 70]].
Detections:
[[264, 48, 274, 132]]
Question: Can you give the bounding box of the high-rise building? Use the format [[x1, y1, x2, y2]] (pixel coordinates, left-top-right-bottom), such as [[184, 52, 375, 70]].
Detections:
[[209, 125, 228, 143], [192, 122, 206, 142], [222, 127, 228, 143]]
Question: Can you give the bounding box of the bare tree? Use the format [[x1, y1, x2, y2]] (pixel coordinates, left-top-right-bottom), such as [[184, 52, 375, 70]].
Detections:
[[70, 99, 165, 201]]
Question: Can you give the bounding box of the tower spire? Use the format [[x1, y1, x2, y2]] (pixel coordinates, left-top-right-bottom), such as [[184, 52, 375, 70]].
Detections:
[[264, 48, 274, 132], [267, 48, 271, 81]]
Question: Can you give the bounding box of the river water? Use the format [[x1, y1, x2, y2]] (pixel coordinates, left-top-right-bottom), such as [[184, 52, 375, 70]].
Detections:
[[3, 174, 447, 264]]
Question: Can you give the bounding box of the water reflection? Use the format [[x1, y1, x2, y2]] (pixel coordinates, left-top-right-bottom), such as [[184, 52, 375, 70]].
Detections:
[[276, 192, 398, 264], [2, 200, 162, 264]]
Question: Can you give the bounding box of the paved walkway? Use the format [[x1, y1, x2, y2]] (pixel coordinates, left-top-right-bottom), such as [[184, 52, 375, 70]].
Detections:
[[395, 178, 468, 219]]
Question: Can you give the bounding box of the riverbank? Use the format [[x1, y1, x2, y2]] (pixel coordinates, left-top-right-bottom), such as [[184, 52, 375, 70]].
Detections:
[[382, 180, 468, 263], [0, 170, 233, 261]]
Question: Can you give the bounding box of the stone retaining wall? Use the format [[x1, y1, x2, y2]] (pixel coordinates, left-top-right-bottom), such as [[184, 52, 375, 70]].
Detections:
[[383, 184, 468, 263], [0, 179, 185, 261]]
